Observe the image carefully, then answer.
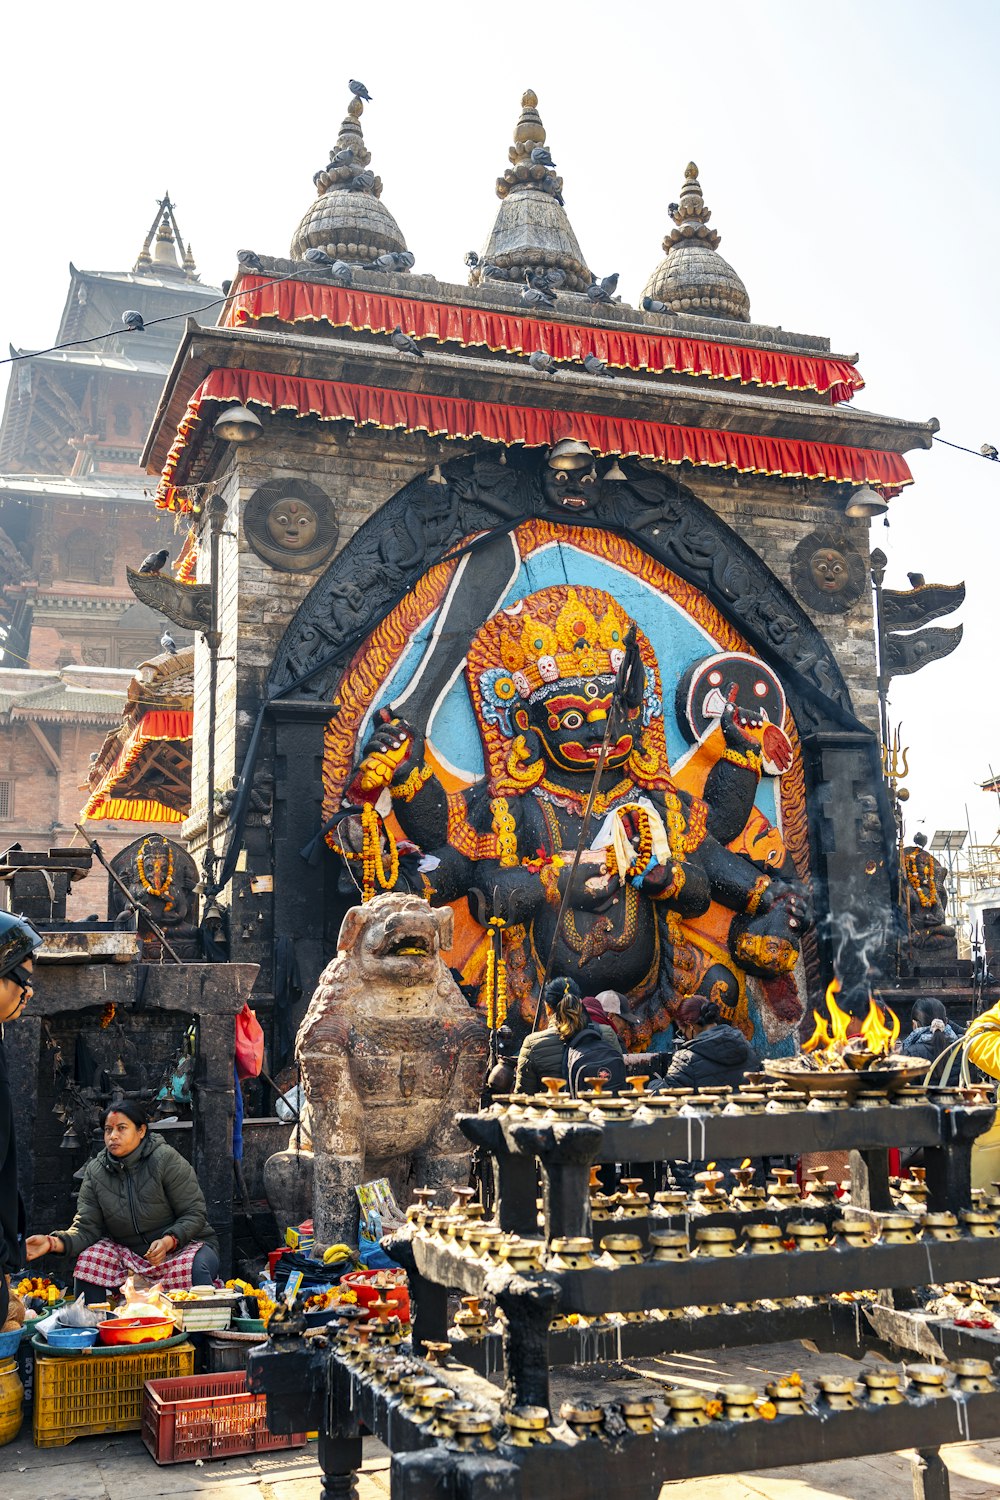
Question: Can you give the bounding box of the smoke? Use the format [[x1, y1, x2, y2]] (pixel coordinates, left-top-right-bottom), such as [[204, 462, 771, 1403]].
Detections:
[[817, 905, 895, 999]]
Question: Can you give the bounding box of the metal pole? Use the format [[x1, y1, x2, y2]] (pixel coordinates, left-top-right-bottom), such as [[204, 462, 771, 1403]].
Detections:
[[870, 548, 891, 754], [203, 494, 227, 898]]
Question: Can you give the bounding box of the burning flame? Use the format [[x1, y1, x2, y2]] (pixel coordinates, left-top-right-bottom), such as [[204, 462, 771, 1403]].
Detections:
[[706, 1162, 717, 1172], [859, 997, 900, 1056], [803, 979, 852, 1053], [802, 979, 900, 1066], [740, 1158, 751, 1170]]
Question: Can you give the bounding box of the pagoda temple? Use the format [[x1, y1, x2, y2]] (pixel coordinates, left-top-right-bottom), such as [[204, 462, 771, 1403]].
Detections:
[[129, 89, 958, 1059], [0, 197, 219, 913]]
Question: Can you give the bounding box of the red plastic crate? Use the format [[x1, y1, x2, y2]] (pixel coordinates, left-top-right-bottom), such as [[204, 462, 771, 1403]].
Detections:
[[141, 1371, 307, 1464]]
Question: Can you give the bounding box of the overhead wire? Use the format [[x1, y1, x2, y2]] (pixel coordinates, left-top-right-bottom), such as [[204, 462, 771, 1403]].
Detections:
[[0, 268, 296, 368]]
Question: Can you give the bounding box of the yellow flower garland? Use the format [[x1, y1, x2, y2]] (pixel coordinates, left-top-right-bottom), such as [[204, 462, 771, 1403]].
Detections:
[[137, 839, 174, 910], [361, 801, 399, 903]]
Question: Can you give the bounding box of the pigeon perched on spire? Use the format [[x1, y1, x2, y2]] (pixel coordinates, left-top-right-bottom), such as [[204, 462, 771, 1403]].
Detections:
[[349, 79, 372, 101], [585, 273, 619, 305]]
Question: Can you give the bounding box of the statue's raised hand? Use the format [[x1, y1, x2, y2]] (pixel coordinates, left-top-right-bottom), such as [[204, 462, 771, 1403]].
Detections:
[[356, 709, 426, 791]]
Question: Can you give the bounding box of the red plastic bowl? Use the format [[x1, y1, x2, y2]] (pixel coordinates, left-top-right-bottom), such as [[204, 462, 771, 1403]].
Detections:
[[339, 1272, 409, 1324], [98, 1315, 175, 1345]]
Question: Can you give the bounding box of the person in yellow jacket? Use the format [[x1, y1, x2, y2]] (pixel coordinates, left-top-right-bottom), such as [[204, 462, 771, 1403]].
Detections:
[[965, 998, 1000, 1080]]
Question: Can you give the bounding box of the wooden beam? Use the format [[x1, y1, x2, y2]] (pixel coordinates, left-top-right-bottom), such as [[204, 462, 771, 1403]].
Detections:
[[23, 719, 60, 773]]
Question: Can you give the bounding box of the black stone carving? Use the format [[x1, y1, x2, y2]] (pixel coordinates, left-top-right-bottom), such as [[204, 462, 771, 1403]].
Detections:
[[265, 452, 855, 736], [217, 771, 274, 828], [789, 527, 867, 614], [243, 477, 340, 573], [127, 567, 212, 631], [882, 623, 964, 680], [109, 834, 200, 960], [881, 579, 966, 631]]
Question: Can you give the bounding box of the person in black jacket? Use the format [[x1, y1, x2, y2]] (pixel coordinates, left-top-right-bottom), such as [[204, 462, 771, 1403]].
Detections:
[[0, 913, 42, 1328], [653, 997, 760, 1091], [651, 996, 761, 1191], [898, 996, 962, 1085]]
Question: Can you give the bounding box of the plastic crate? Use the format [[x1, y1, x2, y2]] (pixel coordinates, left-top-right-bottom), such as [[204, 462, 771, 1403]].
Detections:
[[204, 1333, 265, 1375], [142, 1371, 307, 1463], [34, 1342, 194, 1448]]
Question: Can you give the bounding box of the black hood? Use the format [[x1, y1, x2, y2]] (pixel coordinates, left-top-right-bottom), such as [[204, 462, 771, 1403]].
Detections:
[[686, 1024, 754, 1067]]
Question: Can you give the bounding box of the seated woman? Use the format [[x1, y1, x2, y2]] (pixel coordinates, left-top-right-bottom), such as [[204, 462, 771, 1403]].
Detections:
[[898, 996, 962, 1079], [25, 1102, 220, 1300], [652, 997, 761, 1190]]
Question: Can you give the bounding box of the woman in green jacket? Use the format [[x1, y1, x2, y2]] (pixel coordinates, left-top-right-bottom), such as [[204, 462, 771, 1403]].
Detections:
[[25, 1101, 219, 1300]]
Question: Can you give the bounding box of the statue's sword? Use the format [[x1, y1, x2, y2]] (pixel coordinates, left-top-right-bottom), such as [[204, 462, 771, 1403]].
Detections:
[[387, 531, 521, 740]]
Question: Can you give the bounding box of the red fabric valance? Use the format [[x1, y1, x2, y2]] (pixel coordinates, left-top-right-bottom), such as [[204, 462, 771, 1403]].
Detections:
[[223, 275, 865, 404], [82, 709, 193, 823], [155, 368, 912, 512]]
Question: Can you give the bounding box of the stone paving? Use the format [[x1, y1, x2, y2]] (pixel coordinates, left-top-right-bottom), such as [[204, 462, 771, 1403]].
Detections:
[[3, 1341, 1000, 1499]]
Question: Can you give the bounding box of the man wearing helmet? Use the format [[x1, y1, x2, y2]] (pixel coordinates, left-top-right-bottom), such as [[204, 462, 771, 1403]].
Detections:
[[0, 912, 42, 1328]]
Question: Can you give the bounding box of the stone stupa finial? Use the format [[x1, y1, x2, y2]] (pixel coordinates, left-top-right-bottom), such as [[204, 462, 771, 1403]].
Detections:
[[134, 193, 199, 282], [470, 89, 590, 294], [641, 161, 749, 321], [290, 91, 409, 266]]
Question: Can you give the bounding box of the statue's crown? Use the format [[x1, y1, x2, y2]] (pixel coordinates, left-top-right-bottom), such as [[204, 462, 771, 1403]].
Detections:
[[492, 587, 629, 696]]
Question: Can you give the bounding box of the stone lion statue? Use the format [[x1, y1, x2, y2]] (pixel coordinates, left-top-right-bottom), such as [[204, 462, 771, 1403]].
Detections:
[[296, 893, 488, 1245]]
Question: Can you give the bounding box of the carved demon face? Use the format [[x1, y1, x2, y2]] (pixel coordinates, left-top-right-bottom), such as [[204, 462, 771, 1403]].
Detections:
[[542, 440, 600, 513], [513, 674, 639, 776], [808, 547, 849, 593]]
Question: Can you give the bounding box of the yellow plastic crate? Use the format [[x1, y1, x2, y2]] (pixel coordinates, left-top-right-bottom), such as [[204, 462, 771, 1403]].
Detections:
[[33, 1342, 195, 1448]]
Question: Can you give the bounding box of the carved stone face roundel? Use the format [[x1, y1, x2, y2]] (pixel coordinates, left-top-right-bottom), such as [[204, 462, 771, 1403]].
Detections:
[[790, 528, 866, 614], [244, 478, 339, 572]]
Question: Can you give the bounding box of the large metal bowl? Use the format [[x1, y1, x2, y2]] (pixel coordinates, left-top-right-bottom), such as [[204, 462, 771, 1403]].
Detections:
[[763, 1057, 927, 1100]]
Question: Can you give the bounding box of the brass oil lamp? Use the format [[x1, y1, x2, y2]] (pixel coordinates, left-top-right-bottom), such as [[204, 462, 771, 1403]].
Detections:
[[504, 1406, 553, 1446]]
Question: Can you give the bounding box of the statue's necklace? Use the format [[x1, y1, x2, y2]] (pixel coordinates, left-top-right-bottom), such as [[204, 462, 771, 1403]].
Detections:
[[536, 776, 633, 818]]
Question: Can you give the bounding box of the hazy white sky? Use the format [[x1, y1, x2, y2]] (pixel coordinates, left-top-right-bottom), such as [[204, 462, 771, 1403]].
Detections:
[[2, 0, 998, 842]]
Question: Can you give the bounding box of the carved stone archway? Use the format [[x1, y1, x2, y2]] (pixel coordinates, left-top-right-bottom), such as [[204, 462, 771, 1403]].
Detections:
[[262, 451, 893, 1007]]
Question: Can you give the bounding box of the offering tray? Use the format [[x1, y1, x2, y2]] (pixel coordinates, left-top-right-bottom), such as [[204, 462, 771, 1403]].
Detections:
[[763, 1057, 927, 1098]]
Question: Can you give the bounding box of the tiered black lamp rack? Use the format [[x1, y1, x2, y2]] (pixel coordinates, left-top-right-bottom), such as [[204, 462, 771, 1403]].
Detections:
[[250, 1078, 1000, 1500]]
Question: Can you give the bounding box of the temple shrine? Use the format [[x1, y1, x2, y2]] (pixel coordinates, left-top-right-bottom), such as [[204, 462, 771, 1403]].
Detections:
[[109, 86, 963, 1060]]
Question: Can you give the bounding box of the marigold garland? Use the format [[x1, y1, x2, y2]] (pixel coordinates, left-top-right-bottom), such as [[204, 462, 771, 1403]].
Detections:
[[361, 801, 399, 902], [905, 848, 938, 909], [137, 839, 174, 911], [483, 915, 509, 1030]]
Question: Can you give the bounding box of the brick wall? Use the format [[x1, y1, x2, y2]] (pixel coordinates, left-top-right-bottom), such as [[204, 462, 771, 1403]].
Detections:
[[0, 718, 164, 918]]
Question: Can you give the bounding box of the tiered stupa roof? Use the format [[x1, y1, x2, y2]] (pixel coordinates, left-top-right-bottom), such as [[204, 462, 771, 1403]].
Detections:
[[642, 162, 750, 321], [471, 90, 591, 294], [290, 94, 408, 265]]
